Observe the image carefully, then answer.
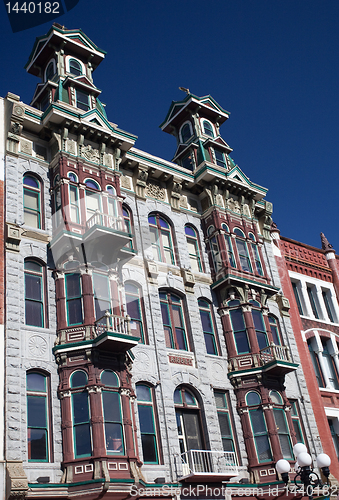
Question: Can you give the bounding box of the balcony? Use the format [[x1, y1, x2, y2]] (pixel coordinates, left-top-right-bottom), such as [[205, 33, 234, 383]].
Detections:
[[228, 344, 298, 379], [83, 211, 134, 264], [49, 210, 134, 266], [94, 312, 140, 352], [177, 450, 238, 482]]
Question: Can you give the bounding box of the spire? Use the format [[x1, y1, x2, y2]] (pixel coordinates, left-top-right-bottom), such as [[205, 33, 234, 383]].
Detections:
[[320, 232, 335, 252]]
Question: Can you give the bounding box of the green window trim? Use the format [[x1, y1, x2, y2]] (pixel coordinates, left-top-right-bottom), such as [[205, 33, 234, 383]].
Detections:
[[214, 391, 237, 458], [249, 408, 272, 463], [102, 391, 124, 455], [251, 243, 263, 276], [252, 309, 268, 350], [27, 372, 50, 462], [24, 260, 45, 328], [273, 408, 293, 459], [198, 299, 218, 355], [290, 400, 305, 444], [292, 282, 304, 315], [72, 391, 92, 458], [136, 384, 159, 464], [235, 238, 252, 273], [23, 175, 42, 229], [69, 184, 80, 223], [159, 292, 188, 351], [93, 271, 112, 320], [65, 273, 83, 326], [125, 283, 146, 344], [148, 215, 176, 265], [229, 309, 250, 354]]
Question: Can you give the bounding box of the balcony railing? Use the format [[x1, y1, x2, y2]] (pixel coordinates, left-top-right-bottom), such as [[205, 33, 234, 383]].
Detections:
[[178, 450, 238, 479], [228, 343, 296, 374], [260, 344, 292, 364], [95, 311, 131, 337], [86, 211, 124, 232]]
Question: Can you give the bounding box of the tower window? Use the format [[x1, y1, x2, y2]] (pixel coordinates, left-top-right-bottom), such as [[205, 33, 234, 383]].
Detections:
[[214, 149, 227, 168], [181, 153, 194, 171], [76, 90, 90, 111], [203, 120, 214, 137], [45, 61, 55, 81], [69, 59, 82, 76], [180, 123, 193, 143]]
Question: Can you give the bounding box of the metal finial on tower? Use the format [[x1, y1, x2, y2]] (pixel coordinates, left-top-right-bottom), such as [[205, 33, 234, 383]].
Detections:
[[179, 87, 190, 94], [320, 232, 334, 252]]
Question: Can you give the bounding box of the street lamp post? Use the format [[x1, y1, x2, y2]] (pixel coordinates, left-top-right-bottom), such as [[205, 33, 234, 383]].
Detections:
[[275, 443, 331, 500]]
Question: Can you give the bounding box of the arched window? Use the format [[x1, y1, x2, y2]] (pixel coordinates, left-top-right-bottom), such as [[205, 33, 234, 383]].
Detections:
[[185, 225, 203, 272], [136, 384, 159, 464], [221, 224, 235, 267], [203, 120, 214, 137], [23, 174, 42, 228], [229, 308, 250, 354], [246, 391, 272, 463], [92, 264, 111, 320], [198, 299, 218, 355], [174, 387, 203, 454], [70, 371, 91, 458], [123, 205, 134, 250], [85, 179, 101, 222], [27, 371, 50, 462], [252, 309, 268, 350], [234, 228, 252, 273], [160, 291, 188, 350], [24, 259, 45, 328], [68, 172, 80, 223], [180, 123, 192, 143], [249, 233, 263, 276], [69, 58, 82, 76], [45, 60, 55, 81], [100, 371, 124, 455], [268, 315, 281, 345], [65, 272, 83, 325], [149, 214, 176, 265], [269, 390, 283, 404], [125, 282, 146, 343]]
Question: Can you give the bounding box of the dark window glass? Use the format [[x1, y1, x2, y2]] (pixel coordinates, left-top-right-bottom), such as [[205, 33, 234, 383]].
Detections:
[[268, 315, 281, 345], [23, 175, 41, 228], [322, 291, 334, 322], [101, 370, 119, 387], [160, 292, 188, 350], [203, 121, 214, 137], [69, 59, 82, 76], [27, 372, 49, 461], [181, 124, 192, 143], [66, 273, 83, 325], [72, 392, 91, 457], [235, 238, 252, 273], [198, 300, 218, 355], [25, 260, 44, 327], [292, 282, 304, 315], [70, 371, 88, 388], [249, 409, 272, 462], [214, 391, 236, 456], [214, 149, 227, 168], [76, 90, 90, 111], [308, 342, 325, 388], [45, 61, 55, 81], [251, 243, 263, 276], [252, 310, 268, 350], [149, 214, 175, 265], [102, 391, 124, 454], [307, 286, 319, 319], [230, 309, 250, 354], [185, 225, 202, 272]]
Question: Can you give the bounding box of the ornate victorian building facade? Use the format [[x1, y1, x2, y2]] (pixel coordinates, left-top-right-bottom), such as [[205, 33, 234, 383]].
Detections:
[[1, 23, 336, 500]]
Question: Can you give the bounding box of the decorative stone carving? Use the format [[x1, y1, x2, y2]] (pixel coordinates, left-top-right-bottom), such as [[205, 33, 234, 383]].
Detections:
[[5, 223, 21, 252], [134, 351, 151, 372], [121, 175, 131, 190], [6, 461, 28, 500], [28, 335, 48, 358], [66, 139, 76, 155], [145, 182, 166, 201], [13, 105, 24, 117], [146, 259, 158, 283], [135, 166, 148, 198], [82, 144, 100, 163], [169, 177, 182, 210], [20, 139, 32, 156], [103, 153, 113, 168], [321, 232, 335, 252], [179, 195, 188, 209], [277, 294, 290, 317], [181, 269, 195, 291], [11, 122, 21, 135], [243, 203, 251, 217], [215, 193, 224, 207], [227, 197, 241, 213]]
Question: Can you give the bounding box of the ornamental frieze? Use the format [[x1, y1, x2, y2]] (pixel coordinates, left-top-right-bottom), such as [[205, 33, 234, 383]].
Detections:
[[145, 182, 166, 200]]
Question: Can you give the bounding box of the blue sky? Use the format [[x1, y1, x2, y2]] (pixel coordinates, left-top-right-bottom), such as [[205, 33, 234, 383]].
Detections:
[[1, 0, 338, 251]]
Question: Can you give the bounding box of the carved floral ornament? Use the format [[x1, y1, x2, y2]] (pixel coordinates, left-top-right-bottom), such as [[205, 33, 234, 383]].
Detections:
[[145, 182, 166, 200], [81, 144, 100, 163]]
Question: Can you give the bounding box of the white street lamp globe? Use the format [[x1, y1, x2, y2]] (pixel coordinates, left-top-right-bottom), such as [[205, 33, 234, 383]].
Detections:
[[276, 459, 291, 474], [316, 453, 331, 468], [297, 452, 312, 467], [293, 443, 307, 457]]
